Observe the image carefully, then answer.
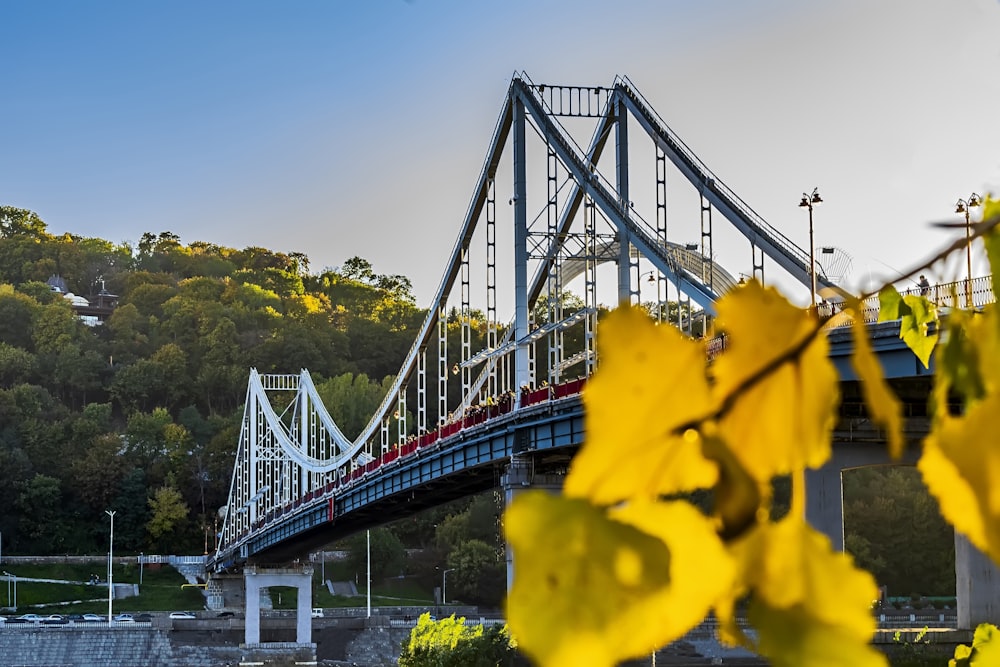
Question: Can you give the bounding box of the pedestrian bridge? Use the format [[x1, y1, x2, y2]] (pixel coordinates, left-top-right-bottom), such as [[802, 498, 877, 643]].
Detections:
[[209, 74, 999, 639]]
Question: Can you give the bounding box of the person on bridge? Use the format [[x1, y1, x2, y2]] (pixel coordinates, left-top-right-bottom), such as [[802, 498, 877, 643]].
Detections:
[[919, 275, 930, 296]]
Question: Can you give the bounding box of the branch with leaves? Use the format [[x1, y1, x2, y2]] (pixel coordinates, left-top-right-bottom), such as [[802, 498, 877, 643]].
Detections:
[[505, 197, 1000, 666]]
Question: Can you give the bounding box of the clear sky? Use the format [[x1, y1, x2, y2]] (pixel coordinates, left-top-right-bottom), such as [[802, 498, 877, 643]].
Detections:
[[3, 0, 999, 308]]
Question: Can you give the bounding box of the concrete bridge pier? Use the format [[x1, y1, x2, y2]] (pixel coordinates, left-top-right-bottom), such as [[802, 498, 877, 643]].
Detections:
[[502, 456, 565, 591], [806, 441, 1000, 629], [244, 566, 314, 645]]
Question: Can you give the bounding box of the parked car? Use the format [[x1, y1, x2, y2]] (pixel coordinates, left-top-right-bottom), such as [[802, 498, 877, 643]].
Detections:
[[169, 611, 196, 620], [135, 613, 153, 623], [82, 613, 104, 623], [113, 613, 135, 623], [16, 614, 42, 623], [216, 611, 234, 618], [42, 614, 68, 624]]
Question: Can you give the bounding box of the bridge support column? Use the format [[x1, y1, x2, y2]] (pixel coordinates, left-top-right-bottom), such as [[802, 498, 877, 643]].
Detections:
[[502, 457, 564, 592], [955, 533, 1000, 629], [244, 566, 314, 645], [805, 465, 845, 551]]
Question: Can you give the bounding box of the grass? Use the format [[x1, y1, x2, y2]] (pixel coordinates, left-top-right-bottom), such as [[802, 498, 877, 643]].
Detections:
[[4, 560, 436, 614], [3, 562, 204, 614]]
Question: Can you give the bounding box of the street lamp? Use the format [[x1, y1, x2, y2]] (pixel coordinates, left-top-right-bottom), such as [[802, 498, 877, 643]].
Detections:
[[956, 193, 982, 308], [442, 568, 456, 606], [106, 509, 116, 625], [3, 571, 15, 611], [799, 188, 823, 311]]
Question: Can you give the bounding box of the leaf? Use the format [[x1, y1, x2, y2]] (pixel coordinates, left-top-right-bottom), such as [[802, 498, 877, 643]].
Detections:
[[951, 623, 1000, 667], [981, 196, 1000, 303], [723, 517, 886, 667], [878, 286, 903, 323], [920, 392, 1000, 565], [878, 285, 938, 368], [700, 428, 762, 540], [505, 492, 733, 667], [899, 294, 938, 368], [938, 308, 986, 404], [848, 307, 905, 459], [565, 306, 717, 503], [711, 282, 839, 481], [747, 604, 887, 667]]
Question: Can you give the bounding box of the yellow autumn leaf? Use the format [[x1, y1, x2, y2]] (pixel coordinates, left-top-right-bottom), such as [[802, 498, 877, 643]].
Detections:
[[565, 306, 717, 503], [505, 491, 733, 667], [712, 282, 839, 481], [920, 392, 1000, 565], [848, 308, 905, 459], [748, 604, 887, 667], [723, 517, 885, 667]]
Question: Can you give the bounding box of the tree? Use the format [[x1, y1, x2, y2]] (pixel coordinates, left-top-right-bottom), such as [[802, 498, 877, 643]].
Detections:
[[110, 468, 150, 552], [446, 539, 505, 608], [147, 485, 191, 551], [345, 527, 406, 583], [15, 474, 68, 553], [0, 206, 48, 238], [398, 613, 516, 667]]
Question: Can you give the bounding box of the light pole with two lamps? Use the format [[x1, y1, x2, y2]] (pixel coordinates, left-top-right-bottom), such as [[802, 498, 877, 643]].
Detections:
[[3, 570, 15, 611], [442, 568, 455, 606], [106, 509, 115, 625], [799, 188, 823, 312], [956, 193, 982, 308]]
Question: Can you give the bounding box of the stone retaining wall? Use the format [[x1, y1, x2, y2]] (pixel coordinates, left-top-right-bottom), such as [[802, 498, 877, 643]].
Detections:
[[0, 627, 242, 667]]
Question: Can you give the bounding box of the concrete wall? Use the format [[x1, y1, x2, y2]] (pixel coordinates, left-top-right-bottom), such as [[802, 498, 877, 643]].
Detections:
[[0, 627, 241, 667]]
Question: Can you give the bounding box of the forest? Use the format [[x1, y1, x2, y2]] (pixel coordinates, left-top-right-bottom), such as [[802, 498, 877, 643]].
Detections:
[[0, 205, 954, 603]]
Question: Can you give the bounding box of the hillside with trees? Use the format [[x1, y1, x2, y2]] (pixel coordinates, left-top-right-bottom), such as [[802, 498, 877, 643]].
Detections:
[[0, 205, 440, 557]]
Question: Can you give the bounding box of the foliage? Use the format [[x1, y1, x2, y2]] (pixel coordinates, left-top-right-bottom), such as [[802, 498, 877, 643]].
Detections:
[[951, 622, 1000, 666], [504, 196, 1000, 667], [843, 468, 954, 596], [0, 205, 429, 555], [345, 527, 406, 583], [446, 539, 505, 607], [146, 485, 191, 551], [398, 613, 516, 667]]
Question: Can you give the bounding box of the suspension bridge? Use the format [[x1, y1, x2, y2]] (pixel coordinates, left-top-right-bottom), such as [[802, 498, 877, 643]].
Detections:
[[205, 74, 998, 649]]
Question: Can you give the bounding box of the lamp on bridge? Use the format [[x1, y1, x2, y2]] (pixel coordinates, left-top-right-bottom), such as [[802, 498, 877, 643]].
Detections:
[[955, 193, 982, 308], [799, 188, 823, 312]]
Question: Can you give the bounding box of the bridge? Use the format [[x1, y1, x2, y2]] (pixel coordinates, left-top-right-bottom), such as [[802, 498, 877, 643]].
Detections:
[[207, 74, 999, 650]]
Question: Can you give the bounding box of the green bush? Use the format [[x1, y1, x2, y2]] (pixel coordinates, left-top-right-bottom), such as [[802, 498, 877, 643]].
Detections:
[[398, 613, 516, 667]]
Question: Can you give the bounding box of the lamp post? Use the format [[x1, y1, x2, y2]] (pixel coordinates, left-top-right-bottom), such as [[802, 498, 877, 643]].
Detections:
[[956, 193, 982, 308], [106, 509, 115, 625], [442, 568, 455, 606], [3, 571, 15, 611], [799, 188, 823, 311]]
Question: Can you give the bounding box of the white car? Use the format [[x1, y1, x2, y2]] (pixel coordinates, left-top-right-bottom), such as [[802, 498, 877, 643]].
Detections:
[[82, 614, 104, 622], [16, 614, 42, 622], [169, 611, 196, 620], [113, 613, 135, 623]]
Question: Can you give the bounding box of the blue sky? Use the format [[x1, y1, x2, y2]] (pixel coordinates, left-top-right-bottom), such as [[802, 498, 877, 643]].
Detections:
[[3, 0, 999, 307]]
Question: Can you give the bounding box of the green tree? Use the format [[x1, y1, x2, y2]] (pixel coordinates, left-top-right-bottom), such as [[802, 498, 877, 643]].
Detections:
[[110, 468, 150, 552], [15, 474, 69, 553], [398, 613, 516, 667], [345, 527, 406, 583], [147, 485, 191, 551], [447, 539, 505, 608], [0, 206, 48, 237]]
